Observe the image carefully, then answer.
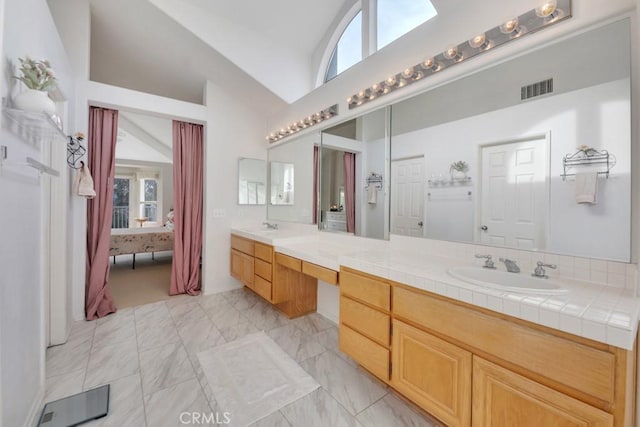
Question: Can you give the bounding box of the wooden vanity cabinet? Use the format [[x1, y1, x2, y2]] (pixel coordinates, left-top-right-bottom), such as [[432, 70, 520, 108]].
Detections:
[[273, 253, 317, 318], [339, 269, 391, 382], [230, 235, 254, 288], [338, 267, 636, 427], [230, 234, 274, 302]]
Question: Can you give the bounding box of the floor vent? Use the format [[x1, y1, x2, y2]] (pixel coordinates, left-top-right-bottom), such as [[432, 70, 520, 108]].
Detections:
[[521, 78, 553, 100]]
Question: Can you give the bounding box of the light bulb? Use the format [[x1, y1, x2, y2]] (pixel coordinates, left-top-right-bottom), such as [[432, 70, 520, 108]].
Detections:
[[386, 75, 397, 86], [347, 96, 353, 103], [500, 18, 519, 34], [468, 33, 486, 49], [469, 33, 492, 51], [536, 0, 557, 18], [402, 67, 414, 78], [422, 57, 442, 72], [397, 78, 407, 88], [383, 87, 390, 94], [371, 83, 380, 92], [444, 45, 463, 62], [414, 71, 425, 80]]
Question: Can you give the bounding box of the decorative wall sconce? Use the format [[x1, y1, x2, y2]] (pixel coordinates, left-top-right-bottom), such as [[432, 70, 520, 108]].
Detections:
[[347, 0, 571, 110], [267, 104, 338, 143]]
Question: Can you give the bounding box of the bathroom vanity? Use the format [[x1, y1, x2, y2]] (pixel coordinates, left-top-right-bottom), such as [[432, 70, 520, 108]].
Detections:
[[340, 266, 634, 427], [229, 226, 638, 427]]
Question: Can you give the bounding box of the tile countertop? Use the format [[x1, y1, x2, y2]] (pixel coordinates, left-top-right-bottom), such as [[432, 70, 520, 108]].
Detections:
[[230, 227, 640, 350]]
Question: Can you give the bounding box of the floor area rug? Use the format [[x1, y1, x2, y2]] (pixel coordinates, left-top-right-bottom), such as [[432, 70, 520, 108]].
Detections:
[[196, 331, 320, 426]]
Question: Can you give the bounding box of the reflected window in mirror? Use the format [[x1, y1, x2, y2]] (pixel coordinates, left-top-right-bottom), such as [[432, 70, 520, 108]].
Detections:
[[389, 19, 631, 262], [270, 162, 295, 205], [238, 158, 266, 205]]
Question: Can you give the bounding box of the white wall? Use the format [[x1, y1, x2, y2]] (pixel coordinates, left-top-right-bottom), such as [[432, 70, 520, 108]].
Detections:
[[267, 132, 316, 224], [358, 108, 387, 239], [203, 80, 268, 294], [1, 0, 75, 425], [392, 79, 631, 261]]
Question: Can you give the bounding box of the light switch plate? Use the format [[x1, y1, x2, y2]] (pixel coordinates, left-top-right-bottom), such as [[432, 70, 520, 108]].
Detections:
[[212, 208, 226, 218]]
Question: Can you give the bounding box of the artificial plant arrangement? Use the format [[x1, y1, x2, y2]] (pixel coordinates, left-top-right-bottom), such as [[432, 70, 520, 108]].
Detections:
[[13, 56, 57, 91], [449, 160, 469, 174]]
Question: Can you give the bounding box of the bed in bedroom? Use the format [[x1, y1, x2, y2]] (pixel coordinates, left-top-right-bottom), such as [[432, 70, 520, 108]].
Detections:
[[109, 227, 174, 269]]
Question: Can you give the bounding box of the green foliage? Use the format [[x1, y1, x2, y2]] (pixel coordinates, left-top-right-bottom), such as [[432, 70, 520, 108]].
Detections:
[[13, 56, 57, 91]]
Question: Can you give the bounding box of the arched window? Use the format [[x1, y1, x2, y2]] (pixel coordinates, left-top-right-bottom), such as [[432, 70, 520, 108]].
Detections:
[[321, 0, 437, 84], [325, 11, 363, 82]]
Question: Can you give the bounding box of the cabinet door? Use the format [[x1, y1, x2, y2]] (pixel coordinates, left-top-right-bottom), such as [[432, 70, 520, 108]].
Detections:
[[231, 249, 254, 287], [230, 249, 243, 281], [473, 356, 613, 427], [391, 320, 471, 427], [241, 252, 254, 287]]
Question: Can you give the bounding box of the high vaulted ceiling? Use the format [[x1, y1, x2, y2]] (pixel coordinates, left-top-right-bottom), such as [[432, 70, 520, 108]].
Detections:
[[89, 0, 349, 109]]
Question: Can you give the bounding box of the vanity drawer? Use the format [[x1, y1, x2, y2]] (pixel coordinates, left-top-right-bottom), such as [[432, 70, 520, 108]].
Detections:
[[253, 274, 272, 302], [254, 242, 273, 263], [254, 258, 272, 281], [302, 261, 338, 285], [340, 269, 390, 312], [340, 296, 390, 346], [339, 324, 389, 381], [393, 286, 615, 404], [275, 253, 302, 272], [231, 234, 254, 256]]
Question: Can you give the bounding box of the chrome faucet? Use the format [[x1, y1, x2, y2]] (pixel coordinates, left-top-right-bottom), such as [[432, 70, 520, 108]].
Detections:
[[262, 221, 279, 230], [475, 254, 496, 269], [499, 258, 520, 273], [532, 261, 557, 279]]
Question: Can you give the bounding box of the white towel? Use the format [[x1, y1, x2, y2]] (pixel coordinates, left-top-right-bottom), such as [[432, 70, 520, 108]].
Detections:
[[575, 172, 598, 204], [367, 185, 377, 204], [75, 163, 96, 199]]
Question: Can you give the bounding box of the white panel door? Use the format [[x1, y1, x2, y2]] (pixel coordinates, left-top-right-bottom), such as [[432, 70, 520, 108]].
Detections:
[[391, 157, 425, 237], [480, 138, 547, 249]]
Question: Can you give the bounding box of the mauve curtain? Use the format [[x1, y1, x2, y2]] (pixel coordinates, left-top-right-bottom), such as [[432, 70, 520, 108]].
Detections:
[[86, 107, 118, 320], [313, 145, 319, 225], [343, 152, 356, 233], [171, 121, 204, 296]]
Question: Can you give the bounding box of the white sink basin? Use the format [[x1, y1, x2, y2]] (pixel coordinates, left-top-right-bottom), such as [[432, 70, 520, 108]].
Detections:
[[448, 266, 568, 295]]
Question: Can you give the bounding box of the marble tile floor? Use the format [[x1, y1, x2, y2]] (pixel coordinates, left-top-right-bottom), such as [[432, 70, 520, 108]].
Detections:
[[45, 288, 441, 427]]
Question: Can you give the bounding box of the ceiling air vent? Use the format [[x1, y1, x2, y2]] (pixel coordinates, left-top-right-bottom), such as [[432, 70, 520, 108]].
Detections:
[[521, 78, 553, 101]]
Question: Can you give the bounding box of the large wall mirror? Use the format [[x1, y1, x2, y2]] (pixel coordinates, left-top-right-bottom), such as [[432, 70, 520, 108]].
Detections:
[[267, 132, 318, 223], [238, 158, 266, 205], [320, 107, 390, 239], [390, 19, 631, 261]]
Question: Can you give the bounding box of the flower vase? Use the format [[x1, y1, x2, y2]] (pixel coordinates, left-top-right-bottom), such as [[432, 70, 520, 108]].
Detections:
[[451, 170, 467, 181], [13, 89, 56, 114]]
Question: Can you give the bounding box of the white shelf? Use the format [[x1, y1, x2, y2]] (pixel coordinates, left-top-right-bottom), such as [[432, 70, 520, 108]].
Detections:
[[2, 107, 66, 145]]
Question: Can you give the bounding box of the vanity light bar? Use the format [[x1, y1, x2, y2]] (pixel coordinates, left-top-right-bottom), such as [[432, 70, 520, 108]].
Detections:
[[267, 104, 339, 143], [347, 0, 572, 110]]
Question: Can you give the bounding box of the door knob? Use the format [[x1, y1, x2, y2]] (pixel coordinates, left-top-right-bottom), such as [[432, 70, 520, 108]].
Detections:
[[481, 225, 488, 231], [418, 221, 423, 226]]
